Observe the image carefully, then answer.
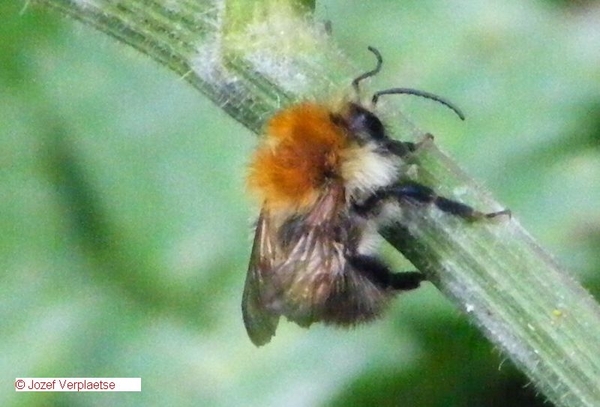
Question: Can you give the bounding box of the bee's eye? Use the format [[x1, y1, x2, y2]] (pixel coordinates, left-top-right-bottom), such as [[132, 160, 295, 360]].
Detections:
[[347, 103, 386, 141]]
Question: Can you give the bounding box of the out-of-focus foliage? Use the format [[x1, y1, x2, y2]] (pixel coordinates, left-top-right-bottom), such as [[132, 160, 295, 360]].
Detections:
[[2, 0, 598, 406]]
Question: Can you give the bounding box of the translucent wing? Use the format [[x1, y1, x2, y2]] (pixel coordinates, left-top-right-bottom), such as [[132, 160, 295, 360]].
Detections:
[[269, 217, 348, 327], [242, 185, 392, 346], [263, 186, 354, 326], [242, 210, 280, 346], [272, 219, 390, 327]]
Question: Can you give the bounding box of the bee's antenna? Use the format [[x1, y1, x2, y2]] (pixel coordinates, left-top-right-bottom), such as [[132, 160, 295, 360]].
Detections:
[[352, 46, 383, 96], [372, 88, 465, 121]]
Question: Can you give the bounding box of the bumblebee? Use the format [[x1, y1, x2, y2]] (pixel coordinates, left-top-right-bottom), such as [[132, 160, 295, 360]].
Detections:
[[243, 47, 508, 346]]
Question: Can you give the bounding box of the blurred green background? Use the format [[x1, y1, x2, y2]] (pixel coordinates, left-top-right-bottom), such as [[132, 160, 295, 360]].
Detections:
[[2, 0, 599, 405]]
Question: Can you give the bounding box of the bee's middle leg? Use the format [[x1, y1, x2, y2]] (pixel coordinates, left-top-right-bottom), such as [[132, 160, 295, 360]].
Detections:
[[391, 182, 510, 220], [348, 254, 425, 291], [356, 181, 509, 220]]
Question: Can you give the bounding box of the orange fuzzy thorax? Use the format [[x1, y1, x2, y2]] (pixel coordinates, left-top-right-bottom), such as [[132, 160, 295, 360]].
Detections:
[[247, 103, 349, 213]]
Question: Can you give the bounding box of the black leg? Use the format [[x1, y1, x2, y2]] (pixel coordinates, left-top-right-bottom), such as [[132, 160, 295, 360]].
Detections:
[[348, 254, 425, 291], [384, 133, 434, 158], [392, 182, 510, 220], [384, 140, 418, 157], [355, 181, 510, 221]]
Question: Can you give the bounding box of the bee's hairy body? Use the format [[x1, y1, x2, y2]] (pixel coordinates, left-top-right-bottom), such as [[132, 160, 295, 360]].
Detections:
[[241, 48, 509, 346], [243, 101, 424, 346]]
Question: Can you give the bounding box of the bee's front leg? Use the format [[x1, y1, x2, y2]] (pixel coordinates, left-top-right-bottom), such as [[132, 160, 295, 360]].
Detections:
[[384, 133, 434, 157]]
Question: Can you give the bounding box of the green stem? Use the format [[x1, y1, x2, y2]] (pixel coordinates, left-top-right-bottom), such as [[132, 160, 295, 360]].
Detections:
[[383, 141, 600, 406], [34, 0, 600, 405]]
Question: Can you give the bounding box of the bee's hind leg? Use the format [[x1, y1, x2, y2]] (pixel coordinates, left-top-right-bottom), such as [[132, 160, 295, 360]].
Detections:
[[348, 254, 425, 291]]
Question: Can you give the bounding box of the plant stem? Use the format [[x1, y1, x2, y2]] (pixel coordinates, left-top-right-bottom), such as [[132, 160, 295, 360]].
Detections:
[[34, 0, 600, 405]]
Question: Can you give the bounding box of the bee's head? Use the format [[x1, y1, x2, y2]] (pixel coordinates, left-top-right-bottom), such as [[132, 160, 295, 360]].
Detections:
[[344, 102, 387, 143], [348, 46, 465, 136]]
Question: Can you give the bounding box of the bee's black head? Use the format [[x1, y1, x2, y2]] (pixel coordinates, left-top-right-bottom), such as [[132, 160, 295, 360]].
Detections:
[[343, 102, 387, 143]]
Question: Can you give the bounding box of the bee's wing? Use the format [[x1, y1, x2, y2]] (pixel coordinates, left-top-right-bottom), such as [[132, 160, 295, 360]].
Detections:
[[242, 210, 280, 346], [273, 222, 347, 327], [270, 187, 349, 327], [277, 223, 392, 327]]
